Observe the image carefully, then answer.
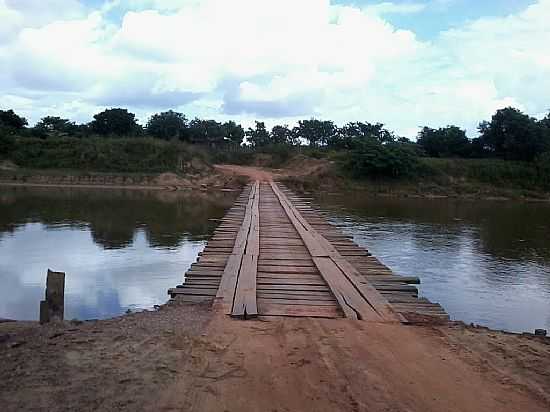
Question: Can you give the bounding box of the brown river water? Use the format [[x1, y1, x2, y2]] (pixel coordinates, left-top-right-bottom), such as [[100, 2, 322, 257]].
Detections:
[[1, 186, 549, 333], [313, 192, 550, 333]]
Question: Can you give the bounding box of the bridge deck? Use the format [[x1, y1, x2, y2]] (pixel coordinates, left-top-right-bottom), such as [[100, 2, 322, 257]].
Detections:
[[169, 181, 448, 322]]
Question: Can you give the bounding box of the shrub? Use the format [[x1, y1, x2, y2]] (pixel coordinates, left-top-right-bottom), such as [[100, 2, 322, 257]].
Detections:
[[342, 140, 419, 178], [0, 133, 15, 157], [8, 137, 201, 172]]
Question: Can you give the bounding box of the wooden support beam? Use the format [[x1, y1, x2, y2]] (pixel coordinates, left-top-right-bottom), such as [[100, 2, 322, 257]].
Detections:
[[39, 269, 65, 324]]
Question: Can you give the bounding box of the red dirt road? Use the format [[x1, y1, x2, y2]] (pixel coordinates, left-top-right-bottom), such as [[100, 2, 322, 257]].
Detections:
[[154, 314, 549, 412], [1, 304, 549, 411]]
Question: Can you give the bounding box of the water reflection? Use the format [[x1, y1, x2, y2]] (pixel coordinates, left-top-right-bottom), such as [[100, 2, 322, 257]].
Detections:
[[314, 192, 550, 333], [0, 186, 237, 320]]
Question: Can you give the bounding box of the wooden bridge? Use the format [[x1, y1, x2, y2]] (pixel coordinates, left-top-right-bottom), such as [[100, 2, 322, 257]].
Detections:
[[169, 181, 448, 322]]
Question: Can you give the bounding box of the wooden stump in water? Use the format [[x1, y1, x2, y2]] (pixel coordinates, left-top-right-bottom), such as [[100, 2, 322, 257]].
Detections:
[[39, 269, 65, 324]]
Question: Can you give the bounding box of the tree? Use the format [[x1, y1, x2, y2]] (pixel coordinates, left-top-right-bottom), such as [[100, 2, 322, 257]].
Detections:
[[33, 116, 78, 138], [294, 119, 336, 147], [271, 125, 295, 145], [417, 125, 470, 157], [222, 121, 245, 145], [246, 121, 271, 148], [187, 119, 225, 145], [538, 111, 550, 152], [540, 112, 550, 129], [478, 107, 546, 161], [0, 109, 27, 131], [343, 139, 419, 178], [341, 122, 394, 144], [90, 108, 140, 136], [0, 134, 15, 156], [146, 110, 187, 140]]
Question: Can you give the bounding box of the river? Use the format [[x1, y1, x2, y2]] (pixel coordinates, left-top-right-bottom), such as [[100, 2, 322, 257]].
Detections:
[[1, 186, 549, 333], [0, 186, 236, 321], [313, 192, 550, 333]]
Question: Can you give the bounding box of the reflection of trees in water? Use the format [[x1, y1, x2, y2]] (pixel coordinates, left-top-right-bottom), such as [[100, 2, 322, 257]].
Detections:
[[317, 192, 550, 264], [0, 187, 237, 249]]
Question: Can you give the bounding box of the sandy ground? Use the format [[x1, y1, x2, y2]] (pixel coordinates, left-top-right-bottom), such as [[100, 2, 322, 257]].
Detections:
[[214, 164, 276, 181], [1, 304, 549, 412]]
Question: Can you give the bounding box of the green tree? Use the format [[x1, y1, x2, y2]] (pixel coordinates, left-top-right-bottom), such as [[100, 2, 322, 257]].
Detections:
[[341, 122, 394, 144], [343, 139, 419, 178], [538, 111, 550, 151], [0, 109, 27, 131], [146, 110, 187, 140], [187, 119, 225, 145], [271, 125, 295, 145], [33, 116, 78, 138], [540, 112, 550, 129], [0, 134, 15, 156], [246, 121, 271, 148], [222, 121, 245, 145], [294, 119, 336, 147], [478, 107, 546, 161], [90, 108, 140, 136], [417, 125, 470, 157]]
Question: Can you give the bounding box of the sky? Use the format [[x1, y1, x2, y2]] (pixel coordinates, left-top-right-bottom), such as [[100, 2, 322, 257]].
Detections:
[[1, 0, 549, 138]]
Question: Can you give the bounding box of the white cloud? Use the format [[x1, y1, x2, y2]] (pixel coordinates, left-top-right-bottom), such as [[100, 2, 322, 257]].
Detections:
[[364, 2, 427, 15], [0, 0, 549, 137]]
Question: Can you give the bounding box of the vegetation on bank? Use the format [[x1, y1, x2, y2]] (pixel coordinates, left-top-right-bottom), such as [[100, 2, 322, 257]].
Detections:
[[1, 106, 549, 193], [2, 137, 204, 173]]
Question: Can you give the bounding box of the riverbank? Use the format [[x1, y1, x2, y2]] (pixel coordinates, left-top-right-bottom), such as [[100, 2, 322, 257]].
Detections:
[[2, 154, 549, 200], [273, 156, 550, 201], [0, 167, 247, 192], [1, 303, 548, 412], [213, 161, 550, 202]]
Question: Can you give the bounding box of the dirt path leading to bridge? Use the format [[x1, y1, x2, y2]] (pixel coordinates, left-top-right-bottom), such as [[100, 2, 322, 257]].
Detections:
[[1, 304, 549, 412], [156, 313, 550, 412], [214, 164, 276, 181]]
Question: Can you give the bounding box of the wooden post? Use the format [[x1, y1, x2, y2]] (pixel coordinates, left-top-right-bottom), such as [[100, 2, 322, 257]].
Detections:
[[39, 269, 65, 324]]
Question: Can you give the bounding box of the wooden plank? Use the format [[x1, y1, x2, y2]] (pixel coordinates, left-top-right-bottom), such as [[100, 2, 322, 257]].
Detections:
[[231, 253, 258, 318], [168, 288, 217, 296], [214, 182, 258, 314], [258, 265, 318, 274], [257, 284, 329, 292], [172, 295, 214, 303], [257, 297, 338, 306], [259, 253, 312, 260], [245, 181, 260, 255], [257, 292, 335, 301], [312, 257, 381, 321], [182, 281, 220, 287], [258, 273, 321, 280], [258, 259, 315, 267], [215, 255, 244, 313], [271, 181, 402, 323], [257, 277, 326, 285], [269, 182, 380, 321], [187, 269, 224, 277]]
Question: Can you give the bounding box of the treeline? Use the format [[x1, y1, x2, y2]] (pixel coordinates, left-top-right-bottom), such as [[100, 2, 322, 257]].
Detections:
[[1, 106, 550, 181]]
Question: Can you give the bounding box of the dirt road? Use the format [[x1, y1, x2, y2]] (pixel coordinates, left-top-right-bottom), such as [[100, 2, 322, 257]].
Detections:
[[1, 304, 548, 412], [214, 164, 276, 181]]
